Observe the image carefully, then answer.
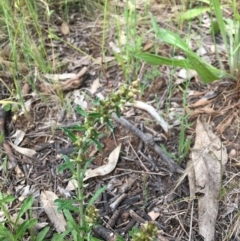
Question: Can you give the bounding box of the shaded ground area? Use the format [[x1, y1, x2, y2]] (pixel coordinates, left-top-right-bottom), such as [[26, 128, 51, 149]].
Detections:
[[1, 1, 240, 240]]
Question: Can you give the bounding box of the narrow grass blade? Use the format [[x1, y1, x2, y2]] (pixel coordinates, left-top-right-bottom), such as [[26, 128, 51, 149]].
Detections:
[[134, 53, 191, 68], [86, 186, 107, 209], [16, 196, 33, 224], [150, 13, 192, 55], [178, 7, 210, 21], [211, 0, 230, 61]]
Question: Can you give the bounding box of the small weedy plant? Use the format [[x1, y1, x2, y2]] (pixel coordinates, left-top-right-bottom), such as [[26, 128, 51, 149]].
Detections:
[[56, 80, 140, 239], [130, 222, 158, 241]]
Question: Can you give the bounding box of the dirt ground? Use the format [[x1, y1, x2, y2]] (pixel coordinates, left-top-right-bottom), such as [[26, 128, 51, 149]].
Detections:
[[1, 1, 240, 240]]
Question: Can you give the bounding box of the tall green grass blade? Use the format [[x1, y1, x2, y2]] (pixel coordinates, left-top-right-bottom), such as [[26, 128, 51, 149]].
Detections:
[[135, 53, 225, 83], [150, 13, 192, 54], [134, 53, 191, 68], [139, 13, 227, 83], [211, 0, 231, 70]]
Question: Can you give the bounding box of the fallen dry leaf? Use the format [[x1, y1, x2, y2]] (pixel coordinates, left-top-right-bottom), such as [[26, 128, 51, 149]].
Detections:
[[188, 119, 228, 241], [66, 179, 78, 191], [40, 190, 67, 233], [89, 78, 103, 94], [84, 144, 121, 181], [216, 112, 236, 134], [12, 129, 25, 146], [187, 107, 218, 118], [43, 73, 77, 81], [9, 142, 36, 158], [40, 67, 88, 93], [188, 98, 213, 108]]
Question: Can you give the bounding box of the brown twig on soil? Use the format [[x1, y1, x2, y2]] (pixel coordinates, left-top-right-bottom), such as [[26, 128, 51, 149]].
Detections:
[[129, 209, 146, 223], [106, 209, 121, 229], [123, 219, 137, 234], [110, 193, 127, 212], [112, 113, 183, 174]]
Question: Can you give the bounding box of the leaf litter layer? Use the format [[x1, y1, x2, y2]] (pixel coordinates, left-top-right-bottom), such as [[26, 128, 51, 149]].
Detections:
[[0, 0, 240, 240]]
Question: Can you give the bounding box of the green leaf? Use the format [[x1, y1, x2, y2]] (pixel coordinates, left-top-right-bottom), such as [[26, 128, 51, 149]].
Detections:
[[51, 229, 72, 241], [15, 219, 37, 240], [135, 53, 225, 83], [36, 227, 50, 241], [61, 127, 77, 142], [147, 13, 228, 83], [115, 107, 121, 118], [187, 55, 224, 83], [178, 7, 210, 21], [55, 199, 79, 212], [211, 0, 229, 60], [105, 119, 114, 132], [86, 185, 107, 209], [210, 20, 220, 35], [91, 138, 102, 151], [16, 196, 33, 224], [88, 112, 102, 119], [0, 132, 4, 145], [0, 224, 15, 241], [83, 158, 94, 177], [3, 104, 11, 111], [75, 106, 87, 117], [63, 210, 80, 240], [58, 155, 75, 173], [0, 194, 15, 205], [68, 125, 86, 132]]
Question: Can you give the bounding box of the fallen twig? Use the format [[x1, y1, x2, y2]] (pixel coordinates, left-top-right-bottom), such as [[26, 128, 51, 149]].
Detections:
[[112, 113, 183, 174]]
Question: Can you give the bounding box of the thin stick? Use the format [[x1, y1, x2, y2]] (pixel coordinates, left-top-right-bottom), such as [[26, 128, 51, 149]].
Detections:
[[112, 113, 183, 174]]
